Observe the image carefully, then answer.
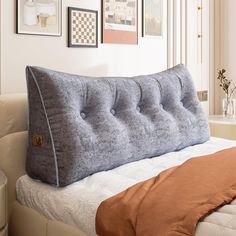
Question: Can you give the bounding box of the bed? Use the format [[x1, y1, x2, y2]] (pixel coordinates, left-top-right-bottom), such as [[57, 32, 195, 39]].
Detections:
[[16, 138, 236, 236], [1, 65, 236, 236]]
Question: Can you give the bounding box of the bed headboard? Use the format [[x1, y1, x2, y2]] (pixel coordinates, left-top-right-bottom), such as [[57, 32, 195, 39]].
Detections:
[[0, 94, 28, 217]]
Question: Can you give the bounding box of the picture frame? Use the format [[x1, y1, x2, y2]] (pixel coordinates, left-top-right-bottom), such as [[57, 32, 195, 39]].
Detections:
[[102, 0, 138, 45], [16, 0, 62, 37], [68, 7, 98, 48], [142, 0, 163, 37]]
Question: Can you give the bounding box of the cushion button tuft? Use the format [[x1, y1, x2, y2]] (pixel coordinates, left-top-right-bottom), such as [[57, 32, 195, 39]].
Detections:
[[111, 109, 116, 115], [81, 112, 86, 119], [137, 106, 141, 112], [160, 104, 163, 109]]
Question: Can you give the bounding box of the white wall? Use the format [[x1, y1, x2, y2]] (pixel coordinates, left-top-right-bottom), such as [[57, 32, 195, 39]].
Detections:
[[0, 0, 211, 114], [0, 0, 167, 94]]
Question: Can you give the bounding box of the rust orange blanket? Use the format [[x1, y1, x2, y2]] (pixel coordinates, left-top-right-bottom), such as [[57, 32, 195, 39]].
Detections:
[[96, 147, 236, 236]]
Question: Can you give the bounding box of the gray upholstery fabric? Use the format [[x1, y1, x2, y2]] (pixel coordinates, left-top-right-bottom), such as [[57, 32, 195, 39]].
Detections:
[[26, 64, 210, 187]]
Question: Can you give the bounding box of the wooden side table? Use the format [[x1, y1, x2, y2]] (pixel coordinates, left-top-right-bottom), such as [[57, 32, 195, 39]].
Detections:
[[0, 171, 7, 236], [209, 115, 236, 140]]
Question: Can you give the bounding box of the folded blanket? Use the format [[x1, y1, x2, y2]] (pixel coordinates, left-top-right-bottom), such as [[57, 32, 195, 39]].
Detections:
[[96, 147, 236, 236]]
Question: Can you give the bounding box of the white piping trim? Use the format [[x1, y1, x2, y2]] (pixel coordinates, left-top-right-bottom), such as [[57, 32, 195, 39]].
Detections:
[[27, 67, 60, 187]]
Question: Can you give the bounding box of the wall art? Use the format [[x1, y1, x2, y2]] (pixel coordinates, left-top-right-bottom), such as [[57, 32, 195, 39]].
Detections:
[[68, 7, 98, 48], [142, 0, 163, 37], [16, 0, 62, 36], [102, 0, 138, 45]]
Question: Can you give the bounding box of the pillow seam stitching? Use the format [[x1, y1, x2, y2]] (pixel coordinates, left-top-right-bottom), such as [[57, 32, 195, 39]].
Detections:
[[27, 67, 60, 187]]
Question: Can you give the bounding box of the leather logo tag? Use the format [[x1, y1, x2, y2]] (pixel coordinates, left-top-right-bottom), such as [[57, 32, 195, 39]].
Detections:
[[32, 135, 43, 148]]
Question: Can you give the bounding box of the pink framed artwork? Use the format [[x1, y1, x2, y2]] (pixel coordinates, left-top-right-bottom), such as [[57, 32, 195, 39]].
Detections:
[[102, 0, 138, 45]]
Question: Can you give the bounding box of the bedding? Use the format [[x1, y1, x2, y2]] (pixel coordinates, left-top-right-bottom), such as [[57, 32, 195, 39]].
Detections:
[[96, 146, 236, 236], [26, 64, 209, 187], [17, 137, 236, 236]]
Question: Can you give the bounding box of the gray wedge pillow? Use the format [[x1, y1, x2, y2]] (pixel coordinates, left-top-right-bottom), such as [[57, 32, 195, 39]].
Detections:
[[26, 64, 210, 187]]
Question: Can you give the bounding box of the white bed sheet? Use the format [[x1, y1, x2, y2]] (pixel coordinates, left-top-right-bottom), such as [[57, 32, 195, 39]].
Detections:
[[16, 137, 236, 236]]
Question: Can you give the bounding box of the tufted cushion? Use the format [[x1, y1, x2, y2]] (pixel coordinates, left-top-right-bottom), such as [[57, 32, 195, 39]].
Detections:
[[26, 64, 210, 187]]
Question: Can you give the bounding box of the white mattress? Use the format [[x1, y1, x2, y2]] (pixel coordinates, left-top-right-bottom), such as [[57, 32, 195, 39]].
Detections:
[[17, 137, 236, 236]]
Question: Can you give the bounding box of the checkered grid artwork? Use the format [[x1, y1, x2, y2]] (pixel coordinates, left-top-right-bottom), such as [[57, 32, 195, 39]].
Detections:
[[70, 9, 97, 47]]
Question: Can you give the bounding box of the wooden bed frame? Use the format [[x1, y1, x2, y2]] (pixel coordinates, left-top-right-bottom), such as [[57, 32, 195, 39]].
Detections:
[[0, 94, 87, 236]]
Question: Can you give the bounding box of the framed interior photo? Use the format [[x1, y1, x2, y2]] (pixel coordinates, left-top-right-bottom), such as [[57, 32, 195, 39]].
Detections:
[[68, 7, 98, 48], [16, 0, 62, 36], [102, 0, 138, 45], [142, 0, 163, 37]]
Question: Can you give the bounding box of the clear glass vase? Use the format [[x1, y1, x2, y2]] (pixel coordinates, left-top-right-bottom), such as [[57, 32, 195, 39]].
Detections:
[[222, 96, 236, 117]]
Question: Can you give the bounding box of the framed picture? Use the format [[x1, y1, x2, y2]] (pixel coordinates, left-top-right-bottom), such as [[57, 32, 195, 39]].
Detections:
[[16, 0, 62, 36], [142, 0, 163, 37], [68, 7, 98, 48], [102, 0, 138, 45]]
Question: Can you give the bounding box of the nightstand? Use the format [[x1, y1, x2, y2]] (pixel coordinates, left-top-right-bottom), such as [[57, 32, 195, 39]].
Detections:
[[209, 115, 236, 140], [0, 171, 7, 236]]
